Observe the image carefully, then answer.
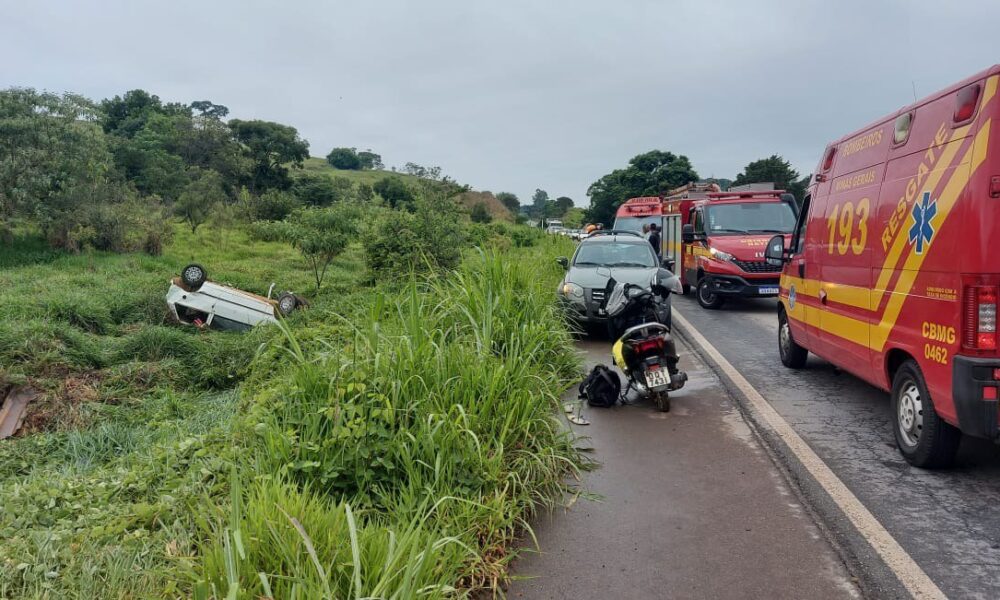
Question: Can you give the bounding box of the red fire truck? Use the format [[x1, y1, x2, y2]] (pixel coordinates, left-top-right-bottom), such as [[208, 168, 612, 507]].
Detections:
[[763, 66, 1000, 468], [670, 191, 798, 308]]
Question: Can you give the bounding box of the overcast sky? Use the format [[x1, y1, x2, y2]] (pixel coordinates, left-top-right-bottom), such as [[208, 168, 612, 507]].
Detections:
[[3, 0, 999, 206]]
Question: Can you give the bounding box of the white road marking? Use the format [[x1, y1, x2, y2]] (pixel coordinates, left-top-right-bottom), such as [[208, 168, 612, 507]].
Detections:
[[674, 308, 947, 600]]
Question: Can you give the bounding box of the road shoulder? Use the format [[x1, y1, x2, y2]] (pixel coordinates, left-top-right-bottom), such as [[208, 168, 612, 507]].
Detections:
[[508, 335, 860, 600]]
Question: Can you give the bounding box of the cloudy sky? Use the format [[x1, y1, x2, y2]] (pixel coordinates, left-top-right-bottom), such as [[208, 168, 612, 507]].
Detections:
[[3, 0, 999, 206]]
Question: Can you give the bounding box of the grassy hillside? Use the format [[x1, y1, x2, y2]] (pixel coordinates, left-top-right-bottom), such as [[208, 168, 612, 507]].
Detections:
[[299, 158, 515, 222], [0, 219, 579, 598]]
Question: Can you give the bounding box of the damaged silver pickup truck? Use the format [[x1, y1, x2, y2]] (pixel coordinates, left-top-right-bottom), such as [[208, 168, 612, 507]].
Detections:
[[165, 264, 305, 332]]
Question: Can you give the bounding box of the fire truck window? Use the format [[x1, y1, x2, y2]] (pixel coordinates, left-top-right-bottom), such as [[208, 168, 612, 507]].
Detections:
[[692, 210, 705, 234]]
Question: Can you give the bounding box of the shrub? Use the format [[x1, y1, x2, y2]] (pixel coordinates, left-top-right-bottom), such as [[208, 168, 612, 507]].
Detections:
[[470, 201, 492, 223], [362, 198, 466, 277], [292, 173, 355, 206], [250, 190, 300, 221], [48, 193, 173, 255], [372, 177, 415, 210]]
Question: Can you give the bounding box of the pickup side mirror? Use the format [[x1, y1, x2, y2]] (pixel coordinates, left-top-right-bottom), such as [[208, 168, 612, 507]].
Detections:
[[681, 224, 697, 244], [556, 256, 569, 269], [764, 235, 787, 266]]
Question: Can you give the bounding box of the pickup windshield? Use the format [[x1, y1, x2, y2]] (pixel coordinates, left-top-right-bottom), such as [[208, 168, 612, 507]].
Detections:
[[705, 202, 796, 235], [574, 242, 656, 268]]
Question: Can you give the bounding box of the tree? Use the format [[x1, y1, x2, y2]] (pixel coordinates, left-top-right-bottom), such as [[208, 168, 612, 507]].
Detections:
[[732, 155, 806, 202], [373, 177, 416, 210], [0, 88, 111, 231], [357, 150, 383, 170], [553, 196, 573, 216], [189, 100, 229, 119], [585, 150, 699, 225], [357, 182, 374, 203], [495, 192, 519, 213], [531, 189, 549, 219], [175, 169, 227, 232], [562, 207, 586, 228], [252, 189, 301, 221], [99, 89, 190, 138], [229, 119, 309, 192], [326, 147, 362, 170], [282, 205, 359, 290], [470, 202, 492, 223], [293, 174, 335, 206]]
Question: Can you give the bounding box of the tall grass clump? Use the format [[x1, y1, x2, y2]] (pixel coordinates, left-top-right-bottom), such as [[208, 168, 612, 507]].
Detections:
[[197, 240, 583, 596]]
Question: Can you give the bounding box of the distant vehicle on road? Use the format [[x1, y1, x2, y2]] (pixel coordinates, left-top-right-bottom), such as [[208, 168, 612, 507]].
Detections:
[[555, 230, 675, 328], [765, 65, 1000, 468]]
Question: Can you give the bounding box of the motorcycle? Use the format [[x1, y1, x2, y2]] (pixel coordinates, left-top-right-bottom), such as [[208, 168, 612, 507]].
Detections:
[[601, 272, 688, 412]]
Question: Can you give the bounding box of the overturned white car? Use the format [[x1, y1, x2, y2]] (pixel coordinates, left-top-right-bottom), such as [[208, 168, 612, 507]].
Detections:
[[166, 264, 303, 332]]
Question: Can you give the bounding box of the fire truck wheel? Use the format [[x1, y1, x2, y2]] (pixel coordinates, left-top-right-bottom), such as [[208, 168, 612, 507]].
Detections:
[[890, 359, 961, 469], [778, 309, 808, 369], [696, 278, 725, 310]]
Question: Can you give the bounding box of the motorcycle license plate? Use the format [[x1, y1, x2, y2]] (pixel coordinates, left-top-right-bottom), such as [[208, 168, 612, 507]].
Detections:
[[758, 286, 779, 295], [646, 368, 671, 389]]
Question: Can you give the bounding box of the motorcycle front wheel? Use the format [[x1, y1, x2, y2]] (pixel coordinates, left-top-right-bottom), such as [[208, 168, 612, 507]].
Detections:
[[653, 391, 671, 412]]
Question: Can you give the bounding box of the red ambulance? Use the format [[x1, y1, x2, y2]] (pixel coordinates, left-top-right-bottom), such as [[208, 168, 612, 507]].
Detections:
[[764, 66, 1000, 467]]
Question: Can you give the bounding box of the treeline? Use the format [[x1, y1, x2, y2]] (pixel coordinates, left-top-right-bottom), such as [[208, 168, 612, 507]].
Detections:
[[0, 87, 472, 255], [584, 151, 810, 225]]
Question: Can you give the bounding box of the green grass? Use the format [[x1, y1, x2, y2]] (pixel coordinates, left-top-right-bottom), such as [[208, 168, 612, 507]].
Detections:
[[300, 158, 423, 187], [0, 220, 580, 598]]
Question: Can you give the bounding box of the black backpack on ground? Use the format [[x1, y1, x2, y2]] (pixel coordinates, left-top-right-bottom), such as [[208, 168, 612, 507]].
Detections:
[[579, 364, 621, 407]]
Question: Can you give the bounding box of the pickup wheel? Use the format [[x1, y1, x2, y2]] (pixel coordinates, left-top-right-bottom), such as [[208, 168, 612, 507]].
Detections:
[[696, 278, 725, 310], [891, 359, 961, 468], [778, 309, 808, 368], [181, 263, 207, 290]]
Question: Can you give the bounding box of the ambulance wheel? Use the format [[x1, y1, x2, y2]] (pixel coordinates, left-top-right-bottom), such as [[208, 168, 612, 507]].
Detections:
[[181, 263, 207, 290], [778, 309, 808, 369], [891, 359, 961, 469], [276, 293, 297, 317], [696, 278, 725, 309], [653, 391, 671, 412]]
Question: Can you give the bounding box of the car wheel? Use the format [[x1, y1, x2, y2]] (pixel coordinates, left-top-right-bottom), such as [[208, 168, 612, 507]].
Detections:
[[891, 359, 961, 468], [696, 278, 724, 309], [276, 293, 298, 317], [181, 263, 207, 290], [778, 309, 808, 368]]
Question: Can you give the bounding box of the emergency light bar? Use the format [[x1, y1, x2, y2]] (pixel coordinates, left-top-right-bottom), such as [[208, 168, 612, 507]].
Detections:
[[705, 190, 789, 201]]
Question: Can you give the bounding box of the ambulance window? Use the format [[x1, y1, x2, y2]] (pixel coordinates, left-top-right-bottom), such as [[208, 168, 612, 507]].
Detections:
[[793, 195, 811, 254]]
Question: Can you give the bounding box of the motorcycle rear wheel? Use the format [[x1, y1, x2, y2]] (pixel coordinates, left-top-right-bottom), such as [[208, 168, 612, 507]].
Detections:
[[653, 391, 671, 412]]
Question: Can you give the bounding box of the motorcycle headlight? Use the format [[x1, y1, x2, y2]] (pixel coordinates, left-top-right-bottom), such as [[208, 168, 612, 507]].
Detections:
[[709, 247, 734, 262], [561, 282, 584, 298]]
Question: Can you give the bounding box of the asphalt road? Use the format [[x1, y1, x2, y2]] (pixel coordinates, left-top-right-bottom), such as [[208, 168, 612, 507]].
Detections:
[[671, 294, 1000, 600], [508, 336, 860, 599]]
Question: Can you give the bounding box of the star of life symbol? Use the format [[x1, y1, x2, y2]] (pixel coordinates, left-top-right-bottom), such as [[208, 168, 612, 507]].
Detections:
[[908, 191, 937, 254]]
